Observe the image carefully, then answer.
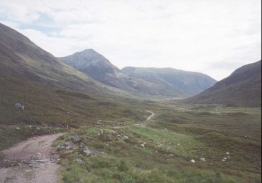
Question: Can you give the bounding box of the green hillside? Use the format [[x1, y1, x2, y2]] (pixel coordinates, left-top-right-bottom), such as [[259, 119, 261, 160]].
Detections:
[[185, 61, 261, 107]]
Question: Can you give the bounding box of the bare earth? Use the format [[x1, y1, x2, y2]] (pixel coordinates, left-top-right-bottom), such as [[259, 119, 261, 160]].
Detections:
[[146, 110, 155, 121], [0, 133, 64, 183]]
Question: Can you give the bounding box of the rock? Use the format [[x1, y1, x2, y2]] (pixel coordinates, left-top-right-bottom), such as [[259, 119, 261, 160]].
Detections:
[[79, 142, 87, 149], [36, 152, 42, 159], [56, 145, 65, 150], [36, 127, 41, 131], [169, 154, 175, 157], [83, 148, 92, 156], [70, 135, 81, 142], [16, 127, 20, 130], [14, 103, 25, 110], [123, 136, 128, 140], [64, 141, 74, 149], [200, 157, 206, 161], [141, 144, 145, 147], [91, 150, 98, 155], [57, 141, 75, 150], [226, 152, 230, 155], [191, 159, 195, 163], [74, 158, 84, 164]]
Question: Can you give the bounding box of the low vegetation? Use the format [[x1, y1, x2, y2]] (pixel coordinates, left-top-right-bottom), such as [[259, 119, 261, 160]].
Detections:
[[1, 77, 260, 182], [53, 103, 260, 183]]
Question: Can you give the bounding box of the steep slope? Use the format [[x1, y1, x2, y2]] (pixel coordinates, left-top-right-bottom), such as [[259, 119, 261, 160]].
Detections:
[[185, 61, 261, 107], [60, 50, 184, 97], [122, 67, 216, 96]]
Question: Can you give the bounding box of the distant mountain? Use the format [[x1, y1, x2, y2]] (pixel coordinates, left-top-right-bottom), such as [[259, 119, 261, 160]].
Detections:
[[60, 50, 184, 97], [184, 61, 261, 107], [122, 67, 216, 96], [60, 49, 121, 82]]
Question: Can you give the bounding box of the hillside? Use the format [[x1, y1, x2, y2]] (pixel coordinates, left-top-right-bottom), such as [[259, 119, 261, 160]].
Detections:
[[184, 60, 261, 107], [122, 67, 216, 96], [0, 23, 103, 93], [60, 50, 184, 97], [0, 23, 144, 127]]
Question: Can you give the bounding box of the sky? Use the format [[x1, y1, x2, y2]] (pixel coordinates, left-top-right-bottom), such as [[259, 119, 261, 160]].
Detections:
[[0, 0, 261, 81]]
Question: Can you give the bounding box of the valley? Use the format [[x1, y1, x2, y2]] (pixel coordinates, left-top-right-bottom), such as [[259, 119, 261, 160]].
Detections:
[[0, 22, 261, 183], [1, 100, 260, 183]]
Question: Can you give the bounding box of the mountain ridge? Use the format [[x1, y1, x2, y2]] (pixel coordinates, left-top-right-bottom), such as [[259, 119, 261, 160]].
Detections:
[[122, 66, 217, 96], [60, 49, 216, 97], [60, 49, 185, 97]]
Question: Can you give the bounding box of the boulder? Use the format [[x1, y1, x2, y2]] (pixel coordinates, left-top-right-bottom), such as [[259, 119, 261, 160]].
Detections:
[[56, 145, 65, 151], [83, 148, 92, 156], [14, 103, 25, 110], [200, 157, 206, 161], [91, 150, 98, 156], [79, 142, 87, 149], [64, 141, 74, 149], [57, 141, 75, 150], [70, 135, 81, 142]]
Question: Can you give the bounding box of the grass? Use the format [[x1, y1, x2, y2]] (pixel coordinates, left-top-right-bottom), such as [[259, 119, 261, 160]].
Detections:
[[0, 76, 260, 182], [0, 75, 149, 150], [53, 103, 260, 183]]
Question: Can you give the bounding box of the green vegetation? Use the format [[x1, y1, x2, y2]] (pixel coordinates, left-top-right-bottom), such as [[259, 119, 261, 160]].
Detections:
[[0, 75, 260, 182], [51, 103, 260, 183], [185, 61, 261, 107]]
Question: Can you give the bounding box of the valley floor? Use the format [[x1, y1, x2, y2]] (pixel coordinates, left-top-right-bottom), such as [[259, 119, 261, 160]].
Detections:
[[0, 104, 261, 183]]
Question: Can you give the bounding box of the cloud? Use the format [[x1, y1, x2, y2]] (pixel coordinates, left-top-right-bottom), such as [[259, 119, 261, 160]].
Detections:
[[0, 0, 261, 80]]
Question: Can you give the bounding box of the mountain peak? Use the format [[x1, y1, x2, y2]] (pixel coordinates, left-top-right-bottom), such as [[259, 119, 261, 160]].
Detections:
[[81, 48, 97, 54], [74, 49, 102, 58]]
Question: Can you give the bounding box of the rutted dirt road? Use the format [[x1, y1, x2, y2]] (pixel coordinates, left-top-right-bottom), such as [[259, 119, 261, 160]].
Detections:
[[0, 133, 64, 183]]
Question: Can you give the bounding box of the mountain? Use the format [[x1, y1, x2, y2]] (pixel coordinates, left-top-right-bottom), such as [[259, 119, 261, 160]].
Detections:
[[184, 61, 261, 107], [122, 67, 216, 96], [60, 50, 184, 97], [0, 23, 103, 93], [0, 22, 131, 125]]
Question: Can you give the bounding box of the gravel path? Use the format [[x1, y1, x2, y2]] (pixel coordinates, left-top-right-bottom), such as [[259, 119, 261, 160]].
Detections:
[[0, 133, 64, 183]]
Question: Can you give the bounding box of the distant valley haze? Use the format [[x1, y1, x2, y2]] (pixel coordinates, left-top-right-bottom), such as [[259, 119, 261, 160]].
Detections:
[[0, 0, 260, 81]]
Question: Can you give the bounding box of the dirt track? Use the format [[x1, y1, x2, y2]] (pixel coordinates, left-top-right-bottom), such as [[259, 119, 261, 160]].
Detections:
[[146, 110, 155, 121], [0, 133, 63, 183]]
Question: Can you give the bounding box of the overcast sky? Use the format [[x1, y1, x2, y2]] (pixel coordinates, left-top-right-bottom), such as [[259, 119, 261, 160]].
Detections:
[[0, 0, 261, 80]]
